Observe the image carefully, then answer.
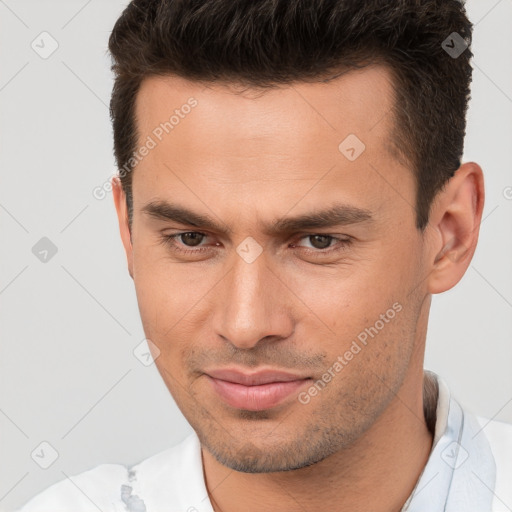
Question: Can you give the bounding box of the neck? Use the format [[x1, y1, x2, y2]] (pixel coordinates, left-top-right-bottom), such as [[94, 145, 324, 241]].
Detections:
[[202, 366, 435, 512]]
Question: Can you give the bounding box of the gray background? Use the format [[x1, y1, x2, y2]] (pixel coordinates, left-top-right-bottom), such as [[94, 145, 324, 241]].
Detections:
[[1, 0, 511, 510]]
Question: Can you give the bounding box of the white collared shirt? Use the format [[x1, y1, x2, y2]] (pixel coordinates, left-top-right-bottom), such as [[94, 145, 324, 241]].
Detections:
[[16, 371, 512, 512]]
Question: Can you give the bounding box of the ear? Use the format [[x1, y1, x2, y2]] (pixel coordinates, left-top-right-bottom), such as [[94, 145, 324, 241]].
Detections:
[[426, 162, 485, 294], [112, 176, 134, 279]]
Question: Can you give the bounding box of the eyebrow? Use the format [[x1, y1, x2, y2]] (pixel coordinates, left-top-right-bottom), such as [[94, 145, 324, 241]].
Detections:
[[141, 200, 374, 236]]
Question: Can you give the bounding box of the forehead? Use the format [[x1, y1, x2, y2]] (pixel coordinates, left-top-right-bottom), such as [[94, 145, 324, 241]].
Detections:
[[131, 66, 413, 228], [135, 65, 397, 154]]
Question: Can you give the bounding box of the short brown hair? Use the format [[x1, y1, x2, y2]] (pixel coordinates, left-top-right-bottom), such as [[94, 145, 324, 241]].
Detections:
[[108, 0, 473, 230]]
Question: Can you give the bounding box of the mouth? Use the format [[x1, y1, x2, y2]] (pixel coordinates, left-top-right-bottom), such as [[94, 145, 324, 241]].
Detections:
[[204, 368, 312, 411]]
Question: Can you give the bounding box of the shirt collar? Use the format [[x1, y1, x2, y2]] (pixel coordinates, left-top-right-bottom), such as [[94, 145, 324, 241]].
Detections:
[[401, 370, 497, 511]]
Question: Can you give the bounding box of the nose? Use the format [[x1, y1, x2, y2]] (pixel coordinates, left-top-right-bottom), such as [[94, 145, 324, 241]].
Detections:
[[213, 245, 294, 350]]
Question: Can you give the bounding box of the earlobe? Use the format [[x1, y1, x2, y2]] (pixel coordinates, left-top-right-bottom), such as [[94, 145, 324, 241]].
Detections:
[[112, 176, 134, 279], [426, 162, 485, 294]]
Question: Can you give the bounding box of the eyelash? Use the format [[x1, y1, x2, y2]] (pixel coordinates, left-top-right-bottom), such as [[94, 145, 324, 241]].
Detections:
[[160, 232, 353, 257]]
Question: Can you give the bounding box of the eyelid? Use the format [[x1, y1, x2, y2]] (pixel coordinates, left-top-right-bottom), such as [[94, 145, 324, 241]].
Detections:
[[160, 230, 353, 259], [159, 231, 211, 254], [291, 233, 352, 251], [162, 230, 350, 244], [293, 233, 351, 243]]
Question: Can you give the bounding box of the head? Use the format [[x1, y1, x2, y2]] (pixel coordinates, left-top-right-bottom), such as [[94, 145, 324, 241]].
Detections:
[[109, 0, 484, 472]]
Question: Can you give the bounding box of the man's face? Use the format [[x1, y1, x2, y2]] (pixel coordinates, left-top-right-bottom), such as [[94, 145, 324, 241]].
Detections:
[[120, 66, 434, 472]]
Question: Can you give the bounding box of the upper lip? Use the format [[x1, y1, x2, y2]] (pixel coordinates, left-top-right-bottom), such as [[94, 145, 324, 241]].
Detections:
[[206, 368, 310, 386]]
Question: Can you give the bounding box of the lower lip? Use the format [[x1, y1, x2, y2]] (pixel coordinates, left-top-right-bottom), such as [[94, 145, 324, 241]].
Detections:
[[207, 375, 311, 411]]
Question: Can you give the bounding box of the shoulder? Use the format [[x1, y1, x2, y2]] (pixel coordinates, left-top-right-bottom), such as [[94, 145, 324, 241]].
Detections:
[[475, 416, 512, 512], [127, 432, 212, 511], [15, 433, 202, 512], [15, 463, 129, 512]]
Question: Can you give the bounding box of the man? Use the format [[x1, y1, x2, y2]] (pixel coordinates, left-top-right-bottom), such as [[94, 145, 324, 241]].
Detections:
[[17, 0, 512, 511]]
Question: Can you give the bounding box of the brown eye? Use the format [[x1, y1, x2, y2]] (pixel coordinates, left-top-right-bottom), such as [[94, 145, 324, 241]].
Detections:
[[179, 232, 205, 246], [307, 235, 334, 249], [290, 234, 353, 257]]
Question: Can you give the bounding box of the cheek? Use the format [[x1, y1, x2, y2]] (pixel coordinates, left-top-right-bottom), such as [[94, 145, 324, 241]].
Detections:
[[290, 267, 399, 332], [131, 246, 218, 368], [132, 243, 196, 323], [311, 303, 416, 406], [290, 263, 416, 375]]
